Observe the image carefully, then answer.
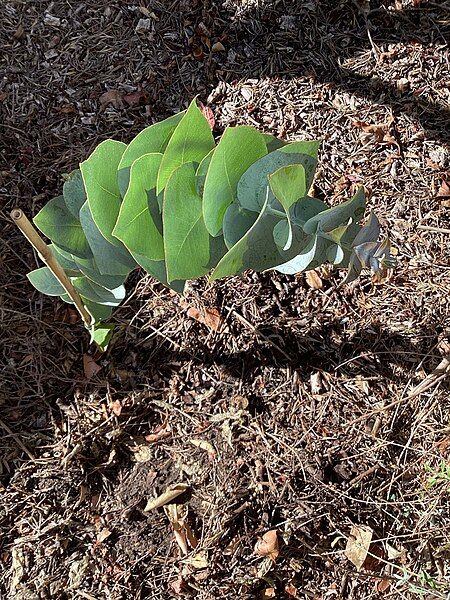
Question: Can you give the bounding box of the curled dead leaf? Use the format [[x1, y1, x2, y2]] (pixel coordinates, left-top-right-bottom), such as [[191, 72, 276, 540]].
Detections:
[[110, 399, 122, 416], [353, 119, 399, 150], [255, 529, 279, 562], [437, 179, 450, 198], [123, 90, 149, 107], [285, 583, 298, 598], [99, 89, 124, 110], [198, 102, 215, 130], [190, 438, 216, 460], [212, 41, 225, 52], [375, 577, 391, 593], [305, 270, 323, 289], [181, 300, 225, 332], [145, 422, 172, 443], [344, 525, 373, 570], [96, 527, 112, 544], [164, 503, 198, 555], [83, 354, 101, 380], [144, 483, 188, 511]]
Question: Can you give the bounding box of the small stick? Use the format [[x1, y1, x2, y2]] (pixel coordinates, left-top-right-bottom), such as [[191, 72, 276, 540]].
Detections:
[[10, 208, 92, 327], [417, 225, 450, 235]]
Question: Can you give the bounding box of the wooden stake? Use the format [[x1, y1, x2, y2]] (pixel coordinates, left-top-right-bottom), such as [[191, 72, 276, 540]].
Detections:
[[10, 208, 92, 327]]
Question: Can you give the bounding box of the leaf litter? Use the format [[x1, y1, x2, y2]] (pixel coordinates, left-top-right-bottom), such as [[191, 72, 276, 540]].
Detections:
[[1, 1, 450, 599]]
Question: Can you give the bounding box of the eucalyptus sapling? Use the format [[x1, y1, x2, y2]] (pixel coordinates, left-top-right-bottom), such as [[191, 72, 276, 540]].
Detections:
[[13, 98, 395, 350]]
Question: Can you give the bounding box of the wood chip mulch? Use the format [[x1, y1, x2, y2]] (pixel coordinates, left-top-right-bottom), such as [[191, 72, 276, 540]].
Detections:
[[1, 1, 449, 599]]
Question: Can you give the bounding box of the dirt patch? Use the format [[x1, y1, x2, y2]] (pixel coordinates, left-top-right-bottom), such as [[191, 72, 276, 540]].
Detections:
[[1, 1, 450, 599]]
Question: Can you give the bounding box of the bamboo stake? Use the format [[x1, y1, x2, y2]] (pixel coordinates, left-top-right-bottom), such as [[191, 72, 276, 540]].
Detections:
[[10, 208, 92, 327]]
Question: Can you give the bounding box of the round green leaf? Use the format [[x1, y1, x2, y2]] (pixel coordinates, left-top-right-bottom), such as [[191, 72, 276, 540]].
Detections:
[[117, 112, 184, 197], [63, 170, 86, 218], [303, 187, 365, 235], [113, 153, 164, 261], [27, 267, 66, 296], [163, 163, 211, 282], [203, 126, 267, 236], [72, 277, 125, 306], [268, 164, 306, 250], [80, 139, 127, 245], [33, 195, 92, 259], [157, 99, 215, 195], [79, 201, 136, 275]]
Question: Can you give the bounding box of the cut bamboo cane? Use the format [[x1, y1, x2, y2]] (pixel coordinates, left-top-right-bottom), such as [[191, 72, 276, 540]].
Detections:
[[10, 208, 92, 327]]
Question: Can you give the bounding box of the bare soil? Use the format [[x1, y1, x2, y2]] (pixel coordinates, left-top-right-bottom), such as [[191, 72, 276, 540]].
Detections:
[[1, 1, 450, 599]]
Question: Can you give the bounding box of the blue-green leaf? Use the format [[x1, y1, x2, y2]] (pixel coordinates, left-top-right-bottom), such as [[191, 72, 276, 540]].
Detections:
[[237, 148, 317, 214], [117, 112, 184, 197], [210, 192, 282, 281], [268, 164, 307, 250], [72, 277, 125, 306], [163, 163, 211, 282], [130, 251, 186, 295], [27, 267, 66, 296], [157, 99, 215, 195], [203, 126, 267, 236], [222, 203, 258, 249], [90, 322, 114, 352], [79, 201, 136, 275], [113, 153, 164, 261], [33, 196, 92, 259], [303, 188, 365, 235], [63, 170, 86, 219], [80, 139, 127, 245]]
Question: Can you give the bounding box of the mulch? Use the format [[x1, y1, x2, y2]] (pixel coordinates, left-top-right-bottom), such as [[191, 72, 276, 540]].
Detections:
[[1, 1, 450, 599]]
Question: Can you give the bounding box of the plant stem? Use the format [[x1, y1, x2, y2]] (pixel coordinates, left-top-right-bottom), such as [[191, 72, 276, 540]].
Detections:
[[10, 208, 92, 328], [266, 207, 287, 219]]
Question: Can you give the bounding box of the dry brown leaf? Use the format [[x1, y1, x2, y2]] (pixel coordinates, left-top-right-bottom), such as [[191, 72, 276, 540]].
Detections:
[[13, 24, 25, 40], [186, 305, 224, 331], [96, 527, 112, 544], [255, 529, 279, 562], [184, 523, 199, 550], [437, 179, 450, 198], [285, 583, 298, 597], [110, 399, 122, 416], [184, 552, 208, 570], [310, 371, 323, 395], [83, 354, 101, 380], [170, 576, 188, 595], [165, 504, 198, 555], [435, 436, 450, 456], [99, 89, 124, 110], [192, 45, 204, 60], [145, 422, 172, 443], [306, 270, 323, 289], [363, 542, 386, 572], [190, 438, 216, 460], [144, 483, 188, 511], [261, 589, 276, 599], [375, 578, 391, 593], [123, 90, 148, 107], [198, 102, 215, 130], [344, 525, 373, 570], [132, 444, 152, 463], [353, 119, 399, 149], [212, 41, 225, 52]]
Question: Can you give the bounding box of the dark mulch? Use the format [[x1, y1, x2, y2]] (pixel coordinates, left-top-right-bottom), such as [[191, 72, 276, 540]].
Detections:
[[1, 1, 449, 599]]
